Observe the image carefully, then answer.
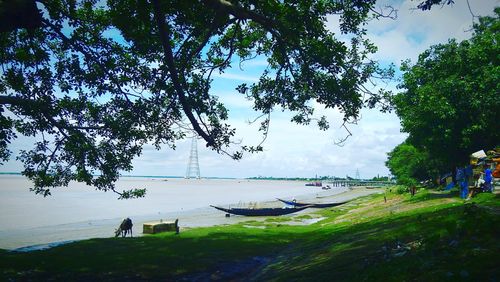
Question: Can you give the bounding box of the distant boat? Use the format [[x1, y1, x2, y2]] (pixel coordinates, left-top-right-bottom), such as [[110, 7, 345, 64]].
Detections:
[[276, 198, 347, 208], [305, 181, 322, 187], [210, 205, 310, 216], [365, 186, 382, 189]]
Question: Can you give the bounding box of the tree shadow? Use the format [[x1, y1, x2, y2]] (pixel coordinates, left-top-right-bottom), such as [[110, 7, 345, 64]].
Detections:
[[255, 203, 500, 281], [405, 189, 459, 203]]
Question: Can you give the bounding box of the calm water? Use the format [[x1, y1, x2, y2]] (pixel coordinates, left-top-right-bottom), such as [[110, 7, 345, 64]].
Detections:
[[0, 175, 353, 249]]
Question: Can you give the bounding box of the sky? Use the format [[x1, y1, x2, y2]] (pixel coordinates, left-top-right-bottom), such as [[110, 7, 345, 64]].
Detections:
[[1, 0, 498, 179]]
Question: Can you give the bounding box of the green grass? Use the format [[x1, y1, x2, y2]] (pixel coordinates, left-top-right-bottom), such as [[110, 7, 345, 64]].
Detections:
[[1, 188, 498, 281]]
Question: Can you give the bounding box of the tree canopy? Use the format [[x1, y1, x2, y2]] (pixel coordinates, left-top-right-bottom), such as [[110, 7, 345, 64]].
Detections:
[[0, 0, 398, 198], [386, 143, 439, 186], [393, 8, 500, 172]]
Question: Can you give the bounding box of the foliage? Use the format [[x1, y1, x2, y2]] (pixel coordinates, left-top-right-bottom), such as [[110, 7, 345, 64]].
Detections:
[[395, 185, 408, 194], [414, 0, 455, 11], [0, 0, 394, 198], [371, 175, 389, 181], [393, 9, 500, 172], [386, 143, 437, 186]]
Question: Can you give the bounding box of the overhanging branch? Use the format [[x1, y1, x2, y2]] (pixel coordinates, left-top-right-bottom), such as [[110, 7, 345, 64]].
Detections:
[[151, 0, 215, 147]]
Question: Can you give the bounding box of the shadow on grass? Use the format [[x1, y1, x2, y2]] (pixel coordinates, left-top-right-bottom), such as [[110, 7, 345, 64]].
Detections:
[[0, 226, 308, 281], [254, 203, 500, 281], [405, 189, 460, 204]]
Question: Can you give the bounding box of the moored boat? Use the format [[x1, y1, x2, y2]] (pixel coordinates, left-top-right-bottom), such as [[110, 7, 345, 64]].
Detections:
[[210, 205, 310, 216], [305, 181, 322, 187], [276, 198, 347, 208]]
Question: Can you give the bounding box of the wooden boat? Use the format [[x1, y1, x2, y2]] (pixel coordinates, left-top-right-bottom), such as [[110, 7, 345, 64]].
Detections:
[[210, 205, 310, 216], [277, 198, 347, 208], [305, 181, 322, 187], [365, 186, 382, 189]]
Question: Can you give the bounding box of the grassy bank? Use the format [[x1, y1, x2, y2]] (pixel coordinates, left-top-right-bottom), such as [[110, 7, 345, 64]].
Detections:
[[1, 188, 498, 281]]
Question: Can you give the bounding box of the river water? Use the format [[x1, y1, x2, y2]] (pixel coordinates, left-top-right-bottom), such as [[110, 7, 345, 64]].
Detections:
[[0, 175, 358, 250]]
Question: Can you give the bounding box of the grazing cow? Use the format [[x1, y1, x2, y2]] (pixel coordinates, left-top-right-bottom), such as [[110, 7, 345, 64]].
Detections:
[[115, 218, 133, 237]]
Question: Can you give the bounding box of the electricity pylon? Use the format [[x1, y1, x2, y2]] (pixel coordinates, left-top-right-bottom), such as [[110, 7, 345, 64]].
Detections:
[[185, 137, 201, 179]]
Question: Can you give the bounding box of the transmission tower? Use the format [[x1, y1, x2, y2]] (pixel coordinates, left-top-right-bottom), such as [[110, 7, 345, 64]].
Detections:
[[355, 169, 360, 180], [185, 137, 201, 179]]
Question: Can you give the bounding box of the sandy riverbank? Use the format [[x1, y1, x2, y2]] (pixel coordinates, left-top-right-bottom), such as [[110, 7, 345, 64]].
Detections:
[[0, 175, 383, 250]]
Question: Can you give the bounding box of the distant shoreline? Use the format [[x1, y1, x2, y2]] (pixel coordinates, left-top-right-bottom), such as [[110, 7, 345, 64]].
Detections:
[[0, 172, 237, 180], [0, 173, 387, 182]]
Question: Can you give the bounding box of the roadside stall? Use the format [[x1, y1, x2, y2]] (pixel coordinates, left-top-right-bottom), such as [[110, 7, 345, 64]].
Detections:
[[466, 148, 499, 198]]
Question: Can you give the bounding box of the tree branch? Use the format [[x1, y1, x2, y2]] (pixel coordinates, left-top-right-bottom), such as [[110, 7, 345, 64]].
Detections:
[[370, 5, 397, 20], [334, 120, 357, 147], [151, 0, 215, 147], [203, 0, 276, 29], [0, 95, 34, 106], [180, 17, 238, 72], [0, 95, 105, 132]]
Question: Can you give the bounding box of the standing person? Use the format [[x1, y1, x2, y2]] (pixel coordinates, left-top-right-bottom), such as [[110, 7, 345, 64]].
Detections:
[[456, 168, 468, 199], [410, 185, 417, 197], [484, 165, 493, 192]]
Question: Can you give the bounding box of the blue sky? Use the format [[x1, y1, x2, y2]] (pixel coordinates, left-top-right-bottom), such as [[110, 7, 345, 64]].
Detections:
[[1, 0, 498, 179]]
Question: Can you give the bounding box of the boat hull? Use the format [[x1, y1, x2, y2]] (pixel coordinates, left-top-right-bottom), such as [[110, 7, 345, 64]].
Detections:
[[210, 205, 310, 216], [277, 198, 347, 208]]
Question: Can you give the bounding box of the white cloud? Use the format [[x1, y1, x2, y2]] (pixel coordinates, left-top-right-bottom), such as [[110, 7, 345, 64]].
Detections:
[[366, 0, 499, 65], [173, 107, 407, 179], [213, 91, 254, 110], [211, 72, 259, 83], [239, 59, 269, 68]]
